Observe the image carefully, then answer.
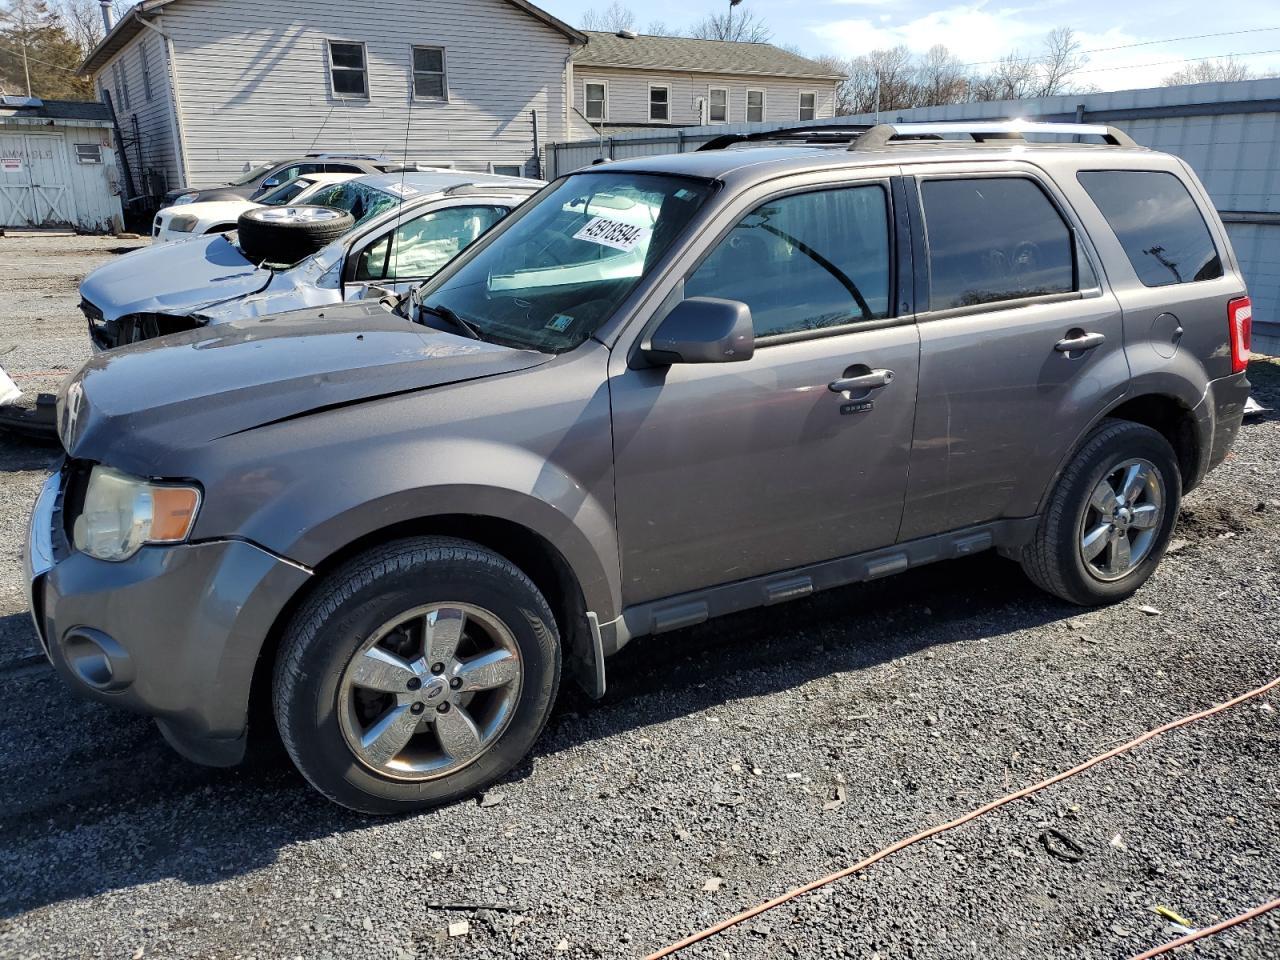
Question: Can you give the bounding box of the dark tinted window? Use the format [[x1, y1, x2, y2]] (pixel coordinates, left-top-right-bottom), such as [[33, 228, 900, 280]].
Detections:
[[685, 185, 892, 338], [1077, 170, 1223, 287], [922, 177, 1074, 310]]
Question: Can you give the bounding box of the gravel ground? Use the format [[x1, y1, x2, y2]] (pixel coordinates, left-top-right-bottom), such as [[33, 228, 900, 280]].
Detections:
[[0, 235, 1277, 960]]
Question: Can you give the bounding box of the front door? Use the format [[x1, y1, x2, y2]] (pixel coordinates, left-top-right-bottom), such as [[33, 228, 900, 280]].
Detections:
[[22, 135, 73, 226], [899, 167, 1128, 540], [610, 180, 920, 606]]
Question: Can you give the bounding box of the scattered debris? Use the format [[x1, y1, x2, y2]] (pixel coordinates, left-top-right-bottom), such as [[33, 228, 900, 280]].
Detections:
[[702, 877, 724, 892], [1243, 395, 1269, 420], [446, 920, 470, 938], [1166, 538, 1190, 554], [1039, 829, 1085, 863], [478, 792, 506, 809], [1137, 605, 1162, 617], [1153, 905, 1195, 928], [822, 785, 847, 811], [554, 938, 570, 951], [1109, 832, 1127, 851]]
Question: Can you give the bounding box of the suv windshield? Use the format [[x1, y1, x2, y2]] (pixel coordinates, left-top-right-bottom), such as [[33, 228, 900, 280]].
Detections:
[[230, 162, 276, 186], [307, 181, 401, 226], [415, 172, 714, 352]]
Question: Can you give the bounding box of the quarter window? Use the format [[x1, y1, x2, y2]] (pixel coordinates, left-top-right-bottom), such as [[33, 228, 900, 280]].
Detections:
[[329, 41, 369, 98], [746, 89, 765, 123], [355, 205, 508, 281], [708, 87, 728, 123], [1077, 170, 1223, 287], [685, 185, 893, 338], [921, 177, 1075, 311], [412, 46, 447, 100], [649, 84, 670, 122], [799, 91, 816, 121], [584, 82, 606, 122]]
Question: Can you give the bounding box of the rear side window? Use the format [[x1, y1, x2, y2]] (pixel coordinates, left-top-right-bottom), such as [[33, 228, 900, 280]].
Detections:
[[685, 185, 892, 338], [921, 177, 1075, 311], [1077, 170, 1223, 287]]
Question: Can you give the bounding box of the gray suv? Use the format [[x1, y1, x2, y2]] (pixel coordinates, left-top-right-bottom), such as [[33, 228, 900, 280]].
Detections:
[[27, 122, 1252, 813]]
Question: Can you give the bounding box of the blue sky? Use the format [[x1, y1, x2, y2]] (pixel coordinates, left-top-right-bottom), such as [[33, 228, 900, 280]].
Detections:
[[539, 0, 1280, 92]]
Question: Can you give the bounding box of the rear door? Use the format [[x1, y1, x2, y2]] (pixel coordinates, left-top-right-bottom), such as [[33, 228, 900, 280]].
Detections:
[[899, 163, 1128, 540], [609, 172, 921, 605]]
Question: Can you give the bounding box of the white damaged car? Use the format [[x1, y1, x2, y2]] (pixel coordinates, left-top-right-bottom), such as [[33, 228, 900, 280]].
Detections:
[[150, 172, 361, 244], [81, 170, 542, 349]]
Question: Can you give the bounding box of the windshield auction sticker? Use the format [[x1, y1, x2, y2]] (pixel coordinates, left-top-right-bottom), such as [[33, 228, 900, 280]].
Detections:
[[573, 217, 652, 252]]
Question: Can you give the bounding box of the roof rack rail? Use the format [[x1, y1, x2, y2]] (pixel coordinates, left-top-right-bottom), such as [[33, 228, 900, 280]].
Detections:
[[305, 152, 395, 161], [698, 124, 873, 151], [850, 121, 1137, 149], [443, 182, 541, 196]]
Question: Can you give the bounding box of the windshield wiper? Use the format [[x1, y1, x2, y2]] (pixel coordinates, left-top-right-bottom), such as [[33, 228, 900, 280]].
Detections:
[[421, 302, 482, 341]]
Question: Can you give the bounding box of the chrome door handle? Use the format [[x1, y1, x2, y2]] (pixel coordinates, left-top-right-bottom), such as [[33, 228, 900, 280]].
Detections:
[[829, 369, 895, 393], [1055, 331, 1106, 353]]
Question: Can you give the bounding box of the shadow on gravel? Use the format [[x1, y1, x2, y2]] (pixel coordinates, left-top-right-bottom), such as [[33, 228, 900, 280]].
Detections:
[[0, 431, 62, 472], [0, 548, 1080, 919]]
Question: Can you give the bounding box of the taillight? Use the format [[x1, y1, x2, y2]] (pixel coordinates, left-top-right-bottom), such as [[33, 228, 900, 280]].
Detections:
[[1228, 297, 1252, 374]]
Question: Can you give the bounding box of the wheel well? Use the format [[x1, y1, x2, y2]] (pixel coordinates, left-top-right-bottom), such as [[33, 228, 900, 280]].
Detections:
[[1105, 394, 1199, 488], [246, 515, 593, 744], [207, 223, 237, 234]]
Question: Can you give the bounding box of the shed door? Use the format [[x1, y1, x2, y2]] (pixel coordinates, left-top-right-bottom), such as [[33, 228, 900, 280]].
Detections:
[[0, 135, 74, 227]]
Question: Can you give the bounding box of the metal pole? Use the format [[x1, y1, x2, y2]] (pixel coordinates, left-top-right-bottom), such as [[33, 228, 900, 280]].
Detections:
[[531, 109, 541, 179], [18, 2, 33, 97]]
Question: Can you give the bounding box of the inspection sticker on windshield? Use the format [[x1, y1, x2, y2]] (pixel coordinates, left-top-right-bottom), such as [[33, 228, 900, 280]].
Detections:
[[573, 217, 651, 252], [384, 183, 420, 198]]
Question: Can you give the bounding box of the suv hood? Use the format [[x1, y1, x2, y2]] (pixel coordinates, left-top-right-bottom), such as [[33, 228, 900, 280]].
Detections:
[[80, 235, 272, 323], [58, 302, 552, 468]]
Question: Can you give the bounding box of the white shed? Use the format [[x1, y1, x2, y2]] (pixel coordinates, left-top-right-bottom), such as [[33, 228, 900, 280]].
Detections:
[[0, 96, 125, 234]]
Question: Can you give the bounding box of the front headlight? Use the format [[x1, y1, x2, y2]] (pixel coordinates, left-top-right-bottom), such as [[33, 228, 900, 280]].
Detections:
[[168, 214, 199, 233], [72, 466, 201, 562], [173, 194, 198, 205]]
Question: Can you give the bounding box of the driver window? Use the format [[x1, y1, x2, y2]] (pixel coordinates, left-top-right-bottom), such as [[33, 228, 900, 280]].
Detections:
[[355, 205, 507, 281], [684, 185, 892, 338], [920, 177, 1075, 310]]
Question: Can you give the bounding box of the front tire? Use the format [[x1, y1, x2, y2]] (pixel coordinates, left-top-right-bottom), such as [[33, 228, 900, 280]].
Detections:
[[1021, 420, 1182, 606], [274, 537, 560, 814]]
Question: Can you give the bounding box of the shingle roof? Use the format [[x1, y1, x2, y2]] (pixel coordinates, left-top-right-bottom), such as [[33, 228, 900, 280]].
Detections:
[[574, 31, 843, 80], [0, 98, 112, 123]]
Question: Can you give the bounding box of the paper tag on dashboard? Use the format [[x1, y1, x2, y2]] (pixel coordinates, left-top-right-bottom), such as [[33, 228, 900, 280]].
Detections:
[[573, 217, 651, 252]]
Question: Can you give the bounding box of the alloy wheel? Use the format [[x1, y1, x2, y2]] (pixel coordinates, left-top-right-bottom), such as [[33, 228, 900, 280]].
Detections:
[[1079, 457, 1165, 581]]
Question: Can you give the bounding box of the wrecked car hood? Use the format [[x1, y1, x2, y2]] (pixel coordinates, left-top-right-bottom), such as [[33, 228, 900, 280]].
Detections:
[[79, 235, 272, 322], [58, 301, 552, 468]]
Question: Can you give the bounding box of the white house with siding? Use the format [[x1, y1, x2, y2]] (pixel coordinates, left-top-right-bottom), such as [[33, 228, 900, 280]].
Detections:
[[570, 31, 842, 135], [79, 0, 586, 198]]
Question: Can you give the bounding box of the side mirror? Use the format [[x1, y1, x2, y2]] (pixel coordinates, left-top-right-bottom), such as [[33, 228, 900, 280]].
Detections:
[[261, 177, 281, 189], [644, 297, 754, 365]]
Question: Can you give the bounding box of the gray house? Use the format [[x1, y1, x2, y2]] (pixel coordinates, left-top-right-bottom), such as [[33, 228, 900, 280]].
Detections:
[[79, 0, 586, 197], [571, 31, 842, 134]]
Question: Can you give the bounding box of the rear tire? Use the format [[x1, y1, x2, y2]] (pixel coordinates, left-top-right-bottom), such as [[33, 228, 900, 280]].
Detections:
[[274, 537, 560, 814], [1020, 419, 1181, 606], [237, 204, 353, 265]]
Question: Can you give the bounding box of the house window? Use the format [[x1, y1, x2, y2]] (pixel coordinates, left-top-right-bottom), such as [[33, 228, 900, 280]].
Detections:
[[112, 61, 131, 111], [747, 89, 765, 123], [584, 81, 606, 122], [412, 46, 447, 100], [799, 91, 816, 121], [649, 84, 670, 122], [708, 86, 728, 123], [75, 143, 103, 164], [328, 41, 369, 98], [490, 162, 524, 176], [140, 40, 154, 102]]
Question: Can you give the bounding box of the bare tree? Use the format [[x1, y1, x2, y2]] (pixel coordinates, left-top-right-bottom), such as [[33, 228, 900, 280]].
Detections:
[[688, 8, 771, 43], [917, 44, 967, 105], [645, 20, 676, 36], [1038, 26, 1087, 96], [1163, 56, 1255, 85], [581, 1, 635, 32], [53, 0, 132, 51]]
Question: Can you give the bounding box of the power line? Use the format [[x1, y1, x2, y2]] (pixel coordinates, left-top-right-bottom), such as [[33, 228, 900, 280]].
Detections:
[[952, 26, 1280, 70], [0, 39, 84, 74], [1074, 47, 1280, 75]]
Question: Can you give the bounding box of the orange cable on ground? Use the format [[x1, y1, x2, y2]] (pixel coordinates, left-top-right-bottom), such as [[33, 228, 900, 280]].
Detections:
[[1130, 896, 1280, 959], [643, 675, 1280, 960]]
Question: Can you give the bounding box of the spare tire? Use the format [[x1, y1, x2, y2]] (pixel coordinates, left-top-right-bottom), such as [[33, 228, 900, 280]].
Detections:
[[237, 205, 355, 265]]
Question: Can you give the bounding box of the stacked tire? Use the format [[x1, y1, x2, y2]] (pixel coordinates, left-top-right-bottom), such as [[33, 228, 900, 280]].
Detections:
[[236, 205, 354, 265]]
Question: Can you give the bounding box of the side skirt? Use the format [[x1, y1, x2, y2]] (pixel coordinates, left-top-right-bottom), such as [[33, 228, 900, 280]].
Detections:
[[594, 517, 1040, 656]]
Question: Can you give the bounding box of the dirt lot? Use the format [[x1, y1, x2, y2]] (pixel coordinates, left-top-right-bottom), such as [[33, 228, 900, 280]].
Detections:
[[0, 234, 1276, 960]]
